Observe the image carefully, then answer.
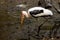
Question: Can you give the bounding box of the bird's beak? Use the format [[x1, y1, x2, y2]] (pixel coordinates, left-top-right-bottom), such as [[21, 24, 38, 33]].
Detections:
[[20, 11, 31, 26], [20, 13, 25, 26]]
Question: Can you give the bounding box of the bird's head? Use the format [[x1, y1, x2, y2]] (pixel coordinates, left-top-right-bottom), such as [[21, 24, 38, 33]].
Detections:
[[20, 11, 30, 26]]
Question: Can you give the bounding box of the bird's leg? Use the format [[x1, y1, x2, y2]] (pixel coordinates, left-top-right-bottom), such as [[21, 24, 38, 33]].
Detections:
[[36, 17, 48, 36], [47, 16, 55, 38], [53, 23, 60, 38], [48, 23, 56, 38], [48, 22, 59, 38]]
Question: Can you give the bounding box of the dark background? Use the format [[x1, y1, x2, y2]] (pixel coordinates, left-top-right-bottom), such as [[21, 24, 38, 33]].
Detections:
[[0, 0, 60, 40]]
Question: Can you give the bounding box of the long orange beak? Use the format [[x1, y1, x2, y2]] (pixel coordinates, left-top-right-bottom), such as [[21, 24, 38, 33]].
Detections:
[[20, 13, 25, 26]]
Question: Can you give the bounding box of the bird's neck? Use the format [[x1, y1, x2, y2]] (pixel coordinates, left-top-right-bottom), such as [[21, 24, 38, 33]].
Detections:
[[22, 11, 30, 18]]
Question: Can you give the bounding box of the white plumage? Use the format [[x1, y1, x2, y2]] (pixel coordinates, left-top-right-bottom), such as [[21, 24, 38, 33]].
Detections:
[[21, 7, 53, 18], [16, 4, 53, 25], [28, 7, 45, 12], [28, 7, 53, 17]]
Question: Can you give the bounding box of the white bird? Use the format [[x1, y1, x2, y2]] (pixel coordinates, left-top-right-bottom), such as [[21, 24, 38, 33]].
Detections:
[[20, 7, 53, 25], [16, 5, 53, 25]]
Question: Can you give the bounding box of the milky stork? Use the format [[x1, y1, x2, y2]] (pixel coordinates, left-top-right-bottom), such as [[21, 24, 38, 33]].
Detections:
[[16, 4, 53, 26], [16, 4, 54, 39]]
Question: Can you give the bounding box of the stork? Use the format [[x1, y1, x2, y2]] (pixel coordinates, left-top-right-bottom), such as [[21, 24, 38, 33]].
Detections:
[[16, 4, 54, 39], [16, 4, 53, 26]]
